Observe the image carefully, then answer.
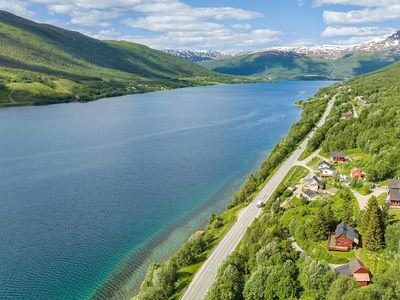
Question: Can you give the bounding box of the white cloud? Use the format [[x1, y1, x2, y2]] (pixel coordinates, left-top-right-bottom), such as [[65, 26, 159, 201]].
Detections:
[[313, 0, 400, 7], [321, 26, 397, 37], [298, 0, 305, 6], [231, 23, 252, 30], [0, 0, 34, 17], [284, 39, 317, 46], [332, 35, 380, 44], [113, 28, 284, 50], [98, 28, 122, 35], [323, 5, 400, 25]]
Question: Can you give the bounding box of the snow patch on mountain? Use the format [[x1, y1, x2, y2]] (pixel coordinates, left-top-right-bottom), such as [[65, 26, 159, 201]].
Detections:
[[163, 49, 231, 62], [240, 31, 400, 60]]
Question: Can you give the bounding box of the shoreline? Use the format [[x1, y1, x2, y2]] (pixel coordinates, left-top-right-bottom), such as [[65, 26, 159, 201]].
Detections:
[[130, 81, 338, 300], [89, 146, 275, 300]]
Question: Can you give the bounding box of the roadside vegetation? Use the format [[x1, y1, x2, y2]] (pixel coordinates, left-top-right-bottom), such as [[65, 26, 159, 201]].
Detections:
[[132, 81, 336, 300]]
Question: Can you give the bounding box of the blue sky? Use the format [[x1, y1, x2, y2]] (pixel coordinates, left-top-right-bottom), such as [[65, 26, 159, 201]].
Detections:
[[2, 0, 400, 53]]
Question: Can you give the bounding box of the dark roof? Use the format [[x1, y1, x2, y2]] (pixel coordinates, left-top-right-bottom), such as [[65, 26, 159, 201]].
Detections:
[[319, 167, 335, 173], [331, 152, 345, 158], [348, 258, 368, 274], [388, 179, 400, 189], [313, 176, 325, 187], [318, 161, 330, 168], [390, 189, 400, 201], [336, 258, 369, 277], [335, 264, 353, 276], [304, 190, 317, 197], [335, 221, 359, 244]]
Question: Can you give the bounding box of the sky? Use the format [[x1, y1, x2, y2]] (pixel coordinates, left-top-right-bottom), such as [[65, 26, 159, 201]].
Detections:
[[1, 0, 400, 53]]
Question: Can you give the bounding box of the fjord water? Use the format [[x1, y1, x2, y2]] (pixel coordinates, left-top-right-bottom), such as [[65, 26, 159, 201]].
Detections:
[[0, 81, 333, 300]]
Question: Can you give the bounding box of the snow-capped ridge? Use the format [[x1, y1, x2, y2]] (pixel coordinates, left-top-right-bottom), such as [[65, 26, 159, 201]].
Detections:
[[240, 30, 400, 60], [163, 49, 231, 62]]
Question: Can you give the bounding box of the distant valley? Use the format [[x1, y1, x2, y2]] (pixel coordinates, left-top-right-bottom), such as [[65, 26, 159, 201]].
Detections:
[[167, 32, 400, 81]]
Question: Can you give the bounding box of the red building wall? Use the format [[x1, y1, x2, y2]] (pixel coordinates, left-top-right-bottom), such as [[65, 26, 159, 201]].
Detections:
[[335, 234, 353, 249], [332, 157, 345, 162]]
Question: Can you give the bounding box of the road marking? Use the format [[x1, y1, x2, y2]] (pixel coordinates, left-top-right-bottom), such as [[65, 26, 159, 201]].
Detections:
[[205, 273, 208, 279], [192, 292, 197, 298]]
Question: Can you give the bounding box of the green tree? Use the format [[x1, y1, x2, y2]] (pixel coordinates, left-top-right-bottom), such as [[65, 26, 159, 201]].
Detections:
[[326, 276, 360, 300], [325, 204, 335, 232], [340, 192, 354, 226], [361, 196, 384, 233], [363, 205, 384, 251], [313, 207, 329, 240], [385, 223, 400, 252], [243, 265, 270, 300]]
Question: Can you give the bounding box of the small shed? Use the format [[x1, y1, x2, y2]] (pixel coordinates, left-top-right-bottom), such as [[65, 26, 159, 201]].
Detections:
[[335, 258, 370, 286]]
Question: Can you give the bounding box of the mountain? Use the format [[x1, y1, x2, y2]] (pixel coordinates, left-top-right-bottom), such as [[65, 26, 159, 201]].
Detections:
[[162, 49, 231, 62], [0, 11, 248, 107], [198, 31, 400, 80]]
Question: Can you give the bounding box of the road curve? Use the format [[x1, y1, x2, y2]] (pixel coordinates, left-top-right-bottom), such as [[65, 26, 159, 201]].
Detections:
[[181, 95, 336, 300]]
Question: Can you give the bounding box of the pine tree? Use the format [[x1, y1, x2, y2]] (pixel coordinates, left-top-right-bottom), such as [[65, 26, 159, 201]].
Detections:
[[313, 207, 328, 240], [325, 205, 335, 232], [363, 205, 384, 251], [362, 196, 380, 232], [340, 195, 354, 227]]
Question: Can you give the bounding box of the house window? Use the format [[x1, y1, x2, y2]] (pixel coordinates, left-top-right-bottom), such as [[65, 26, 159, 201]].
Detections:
[[337, 241, 342, 245], [393, 201, 400, 205]]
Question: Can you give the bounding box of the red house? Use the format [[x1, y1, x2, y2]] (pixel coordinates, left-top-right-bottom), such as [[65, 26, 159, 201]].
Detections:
[[387, 179, 400, 208], [341, 111, 353, 119], [331, 152, 345, 162], [327, 221, 359, 252], [351, 168, 364, 179], [336, 258, 370, 286]]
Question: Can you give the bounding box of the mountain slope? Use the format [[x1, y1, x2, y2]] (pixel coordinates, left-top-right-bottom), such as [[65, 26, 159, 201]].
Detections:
[[198, 32, 400, 80], [162, 50, 231, 62], [0, 11, 249, 106]]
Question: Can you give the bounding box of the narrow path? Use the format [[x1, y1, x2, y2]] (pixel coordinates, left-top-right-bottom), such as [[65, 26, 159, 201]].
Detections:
[[284, 229, 302, 253], [55, 81, 69, 93], [181, 95, 337, 300], [352, 104, 358, 118], [7, 86, 16, 103], [23, 95, 33, 102]]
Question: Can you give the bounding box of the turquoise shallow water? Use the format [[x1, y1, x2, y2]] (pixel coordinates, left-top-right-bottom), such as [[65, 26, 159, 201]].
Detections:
[[0, 81, 334, 300]]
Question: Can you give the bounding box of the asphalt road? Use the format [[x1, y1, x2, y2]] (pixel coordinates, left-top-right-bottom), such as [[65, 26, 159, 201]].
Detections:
[[181, 95, 336, 300]]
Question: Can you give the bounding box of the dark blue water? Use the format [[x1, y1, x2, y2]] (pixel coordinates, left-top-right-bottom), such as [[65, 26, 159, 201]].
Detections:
[[0, 81, 334, 300]]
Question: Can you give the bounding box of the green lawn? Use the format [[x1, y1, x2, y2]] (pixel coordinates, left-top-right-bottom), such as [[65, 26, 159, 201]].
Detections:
[[306, 156, 323, 170]]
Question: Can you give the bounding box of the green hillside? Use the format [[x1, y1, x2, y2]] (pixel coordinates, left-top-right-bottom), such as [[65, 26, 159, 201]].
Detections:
[[199, 52, 400, 81], [0, 11, 256, 107]]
